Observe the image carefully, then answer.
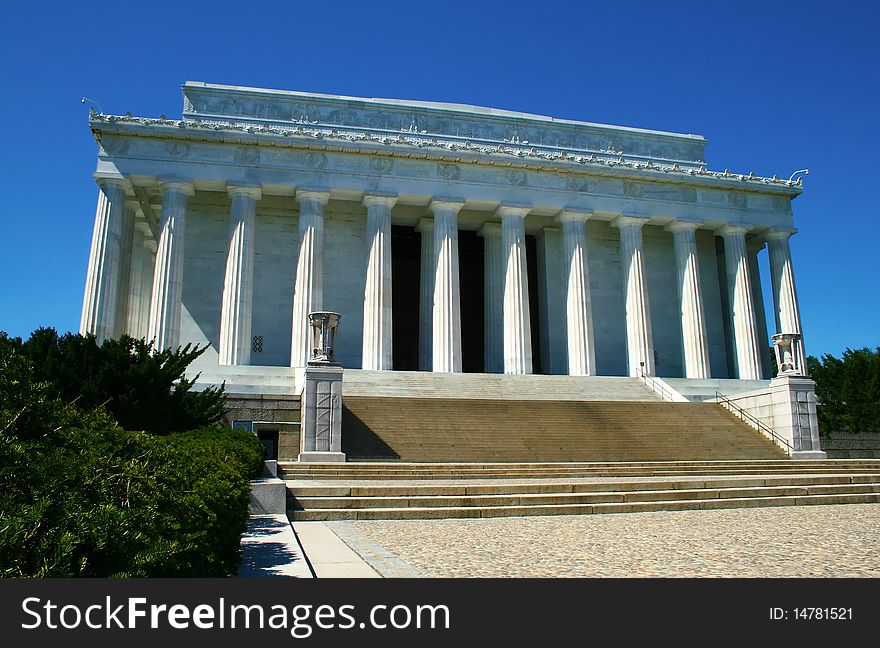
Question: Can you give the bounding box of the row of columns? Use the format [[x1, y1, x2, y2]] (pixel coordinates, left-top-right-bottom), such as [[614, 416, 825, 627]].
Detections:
[[82, 181, 806, 381]]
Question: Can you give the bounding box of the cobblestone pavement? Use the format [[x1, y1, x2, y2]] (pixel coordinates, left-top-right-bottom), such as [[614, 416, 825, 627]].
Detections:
[[332, 504, 880, 577]]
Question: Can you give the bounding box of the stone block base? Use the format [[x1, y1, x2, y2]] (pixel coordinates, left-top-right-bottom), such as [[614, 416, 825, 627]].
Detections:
[[249, 477, 287, 515], [790, 450, 828, 460], [299, 451, 347, 463]]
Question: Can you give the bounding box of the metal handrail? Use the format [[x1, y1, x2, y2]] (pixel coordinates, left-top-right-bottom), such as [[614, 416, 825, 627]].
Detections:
[[715, 391, 792, 453], [636, 367, 674, 401]]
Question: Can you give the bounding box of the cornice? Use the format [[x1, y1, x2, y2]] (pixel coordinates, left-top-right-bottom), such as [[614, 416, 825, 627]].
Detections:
[[89, 114, 802, 197]]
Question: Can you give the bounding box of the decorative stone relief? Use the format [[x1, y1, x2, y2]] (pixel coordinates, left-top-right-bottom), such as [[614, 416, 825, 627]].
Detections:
[[102, 138, 129, 156], [564, 176, 590, 193], [369, 157, 394, 174], [505, 169, 527, 186], [438, 163, 461, 180], [623, 181, 642, 197], [164, 141, 190, 159], [234, 146, 260, 165], [305, 152, 327, 169], [729, 192, 747, 208], [772, 196, 790, 211]]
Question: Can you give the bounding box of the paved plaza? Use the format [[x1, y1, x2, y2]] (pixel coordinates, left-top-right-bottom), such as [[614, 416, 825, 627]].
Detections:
[[320, 503, 880, 577]]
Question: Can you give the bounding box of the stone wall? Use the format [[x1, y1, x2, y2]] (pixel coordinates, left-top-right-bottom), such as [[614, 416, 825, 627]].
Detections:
[[820, 434, 880, 459]]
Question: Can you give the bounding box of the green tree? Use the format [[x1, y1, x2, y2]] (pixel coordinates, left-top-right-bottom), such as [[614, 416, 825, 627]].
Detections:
[[0, 332, 263, 577], [808, 347, 880, 436], [18, 328, 225, 435]]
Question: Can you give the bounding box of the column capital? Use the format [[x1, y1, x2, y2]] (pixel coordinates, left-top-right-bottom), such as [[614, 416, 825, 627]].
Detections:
[[556, 208, 592, 224], [611, 214, 649, 230], [746, 236, 766, 253], [496, 204, 531, 220], [429, 198, 465, 216], [479, 222, 502, 237], [160, 180, 195, 196], [717, 223, 752, 238], [363, 193, 398, 210], [416, 217, 434, 233], [228, 185, 262, 200], [96, 176, 131, 193], [665, 218, 703, 233], [765, 227, 797, 241], [296, 188, 330, 205]]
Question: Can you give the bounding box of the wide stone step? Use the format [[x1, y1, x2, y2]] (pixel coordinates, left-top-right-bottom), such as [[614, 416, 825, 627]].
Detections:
[[292, 482, 880, 511], [282, 467, 880, 481], [286, 474, 880, 498], [290, 492, 880, 521]]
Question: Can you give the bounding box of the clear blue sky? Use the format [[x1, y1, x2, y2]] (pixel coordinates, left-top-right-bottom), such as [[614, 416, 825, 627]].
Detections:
[[1, 1, 876, 358]]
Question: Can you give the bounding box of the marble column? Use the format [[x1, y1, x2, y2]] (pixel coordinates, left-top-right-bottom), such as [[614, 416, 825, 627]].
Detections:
[[290, 190, 330, 367], [500, 206, 533, 374], [218, 186, 260, 366], [747, 238, 772, 379], [558, 210, 596, 376], [80, 178, 130, 342], [113, 200, 138, 338], [125, 221, 156, 341], [766, 229, 807, 373], [147, 181, 194, 351], [479, 222, 504, 373], [720, 225, 762, 380], [612, 215, 655, 376], [429, 200, 464, 373], [361, 194, 397, 370], [416, 218, 434, 371], [667, 220, 711, 379]]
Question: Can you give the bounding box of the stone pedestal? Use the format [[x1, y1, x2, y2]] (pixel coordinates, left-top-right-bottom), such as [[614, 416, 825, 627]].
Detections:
[[769, 375, 826, 458], [299, 365, 345, 463]]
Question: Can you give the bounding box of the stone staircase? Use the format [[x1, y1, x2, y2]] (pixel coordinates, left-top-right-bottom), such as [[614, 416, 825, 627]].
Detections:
[[340, 397, 786, 462], [281, 460, 880, 520], [342, 369, 662, 401]]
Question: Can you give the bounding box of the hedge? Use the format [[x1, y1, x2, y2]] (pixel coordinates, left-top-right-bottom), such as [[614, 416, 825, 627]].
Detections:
[[0, 332, 264, 577]]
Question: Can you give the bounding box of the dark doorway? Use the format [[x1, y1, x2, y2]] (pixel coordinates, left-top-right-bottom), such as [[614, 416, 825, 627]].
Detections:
[[458, 230, 485, 373], [526, 235, 543, 374], [391, 225, 421, 370]]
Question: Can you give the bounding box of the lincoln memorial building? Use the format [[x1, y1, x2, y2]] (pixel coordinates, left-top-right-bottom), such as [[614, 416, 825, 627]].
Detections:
[[81, 81, 824, 465]]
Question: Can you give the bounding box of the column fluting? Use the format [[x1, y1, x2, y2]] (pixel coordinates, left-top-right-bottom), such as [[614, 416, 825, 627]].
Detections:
[[429, 200, 464, 373], [720, 225, 762, 380], [219, 186, 260, 366], [80, 178, 130, 342], [290, 190, 329, 367], [667, 220, 711, 379], [612, 216, 655, 376], [558, 210, 596, 376], [361, 194, 397, 370], [147, 181, 194, 351], [767, 229, 807, 373], [500, 206, 533, 374]]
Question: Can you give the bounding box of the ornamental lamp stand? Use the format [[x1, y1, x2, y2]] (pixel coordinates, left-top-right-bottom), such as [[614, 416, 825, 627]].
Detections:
[[299, 311, 346, 463], [772, 332, 803, 377], [308, 311, 341, 366]]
